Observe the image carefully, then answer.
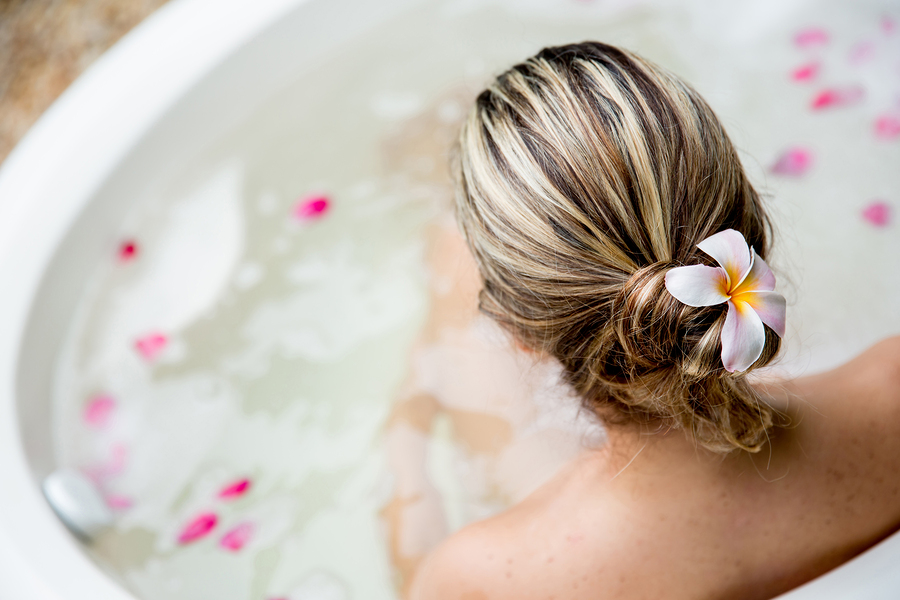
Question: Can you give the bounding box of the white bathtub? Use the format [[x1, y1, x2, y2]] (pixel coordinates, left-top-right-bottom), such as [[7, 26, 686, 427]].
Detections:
[[0, 0, 897, 597]]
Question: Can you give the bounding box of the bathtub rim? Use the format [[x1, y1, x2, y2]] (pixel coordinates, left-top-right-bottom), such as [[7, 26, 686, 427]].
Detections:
[[0, 0, 306, 597]]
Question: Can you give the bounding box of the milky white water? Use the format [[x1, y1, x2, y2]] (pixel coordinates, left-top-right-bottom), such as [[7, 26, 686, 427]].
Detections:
[[51, 0, 899, 598]]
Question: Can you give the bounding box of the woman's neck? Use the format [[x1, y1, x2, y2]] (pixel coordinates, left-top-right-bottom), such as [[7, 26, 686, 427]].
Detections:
[[598, 404, 801, 490]]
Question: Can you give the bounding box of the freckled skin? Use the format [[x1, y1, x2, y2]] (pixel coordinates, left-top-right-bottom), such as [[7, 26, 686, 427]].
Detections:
[[410, 336, 900, 600]]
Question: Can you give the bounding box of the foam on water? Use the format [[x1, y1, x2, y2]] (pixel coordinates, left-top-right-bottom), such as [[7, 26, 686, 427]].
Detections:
[[51, 0, 899, 598]]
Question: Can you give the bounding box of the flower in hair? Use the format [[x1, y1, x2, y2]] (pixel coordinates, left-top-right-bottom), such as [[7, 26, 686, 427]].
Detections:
[[664, 229, 786, 373]]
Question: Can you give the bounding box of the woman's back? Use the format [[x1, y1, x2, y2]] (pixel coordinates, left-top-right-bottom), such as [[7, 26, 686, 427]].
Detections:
[[411, 337, 900, 599]]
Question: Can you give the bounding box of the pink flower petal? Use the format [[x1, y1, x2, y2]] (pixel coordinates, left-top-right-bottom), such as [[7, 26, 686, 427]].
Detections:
[[664, 265, 730, 307], [875, 115, 900, 139], [84, 395, 116, 428], [135, 333, 168, 361], [696, 229, 753, 289], [177, 512, 218, 544], [771, 147, 813, 176], [790, 62, 819, 82], [883, 16, 896, 36], [861, 201, 891, 227], [721, 299, 766, 373], [109, 443, 128, 474], [811, 86, 865, 110], [118, 240, 139, 262], [849, 41, 876, 63], [293, 195, 331, 221], [85, 443, 130, 483], [218, 478, 251, 500], [794, 28, 829, 48], [732, 249, 776, 295], [219, 522, 255, 552], [106, 495, 134, 510]]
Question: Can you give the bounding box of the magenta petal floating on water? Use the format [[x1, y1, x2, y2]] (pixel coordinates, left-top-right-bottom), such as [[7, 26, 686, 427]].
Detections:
[[85, 443, 129, 483], [218, 478, 251, 500], [219, 522, 255, 552], [293, 195, 330, 221], [771, 147, 813, 176], [118, 240, 138, 262], [811, 87, 865, 110], [135, 333, 168, 361], [107, 495, 134, 510], [109, 443, 128, 474], [794, 28, 829, 48], [875, 115, 900, 139], [791, 62, 819, 82], [84, 395, 116, 428], [861, 201, 891, 227], [849, 41, 876, 63], [177, 512, 218, 544]]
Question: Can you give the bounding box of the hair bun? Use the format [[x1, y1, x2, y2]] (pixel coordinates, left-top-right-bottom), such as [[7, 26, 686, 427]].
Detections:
[[606, 261, 781, 451], [613, 262, 682, 371]]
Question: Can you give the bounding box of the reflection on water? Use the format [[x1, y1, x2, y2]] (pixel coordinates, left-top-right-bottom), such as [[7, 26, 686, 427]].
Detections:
[[52, 0, 899, 598]]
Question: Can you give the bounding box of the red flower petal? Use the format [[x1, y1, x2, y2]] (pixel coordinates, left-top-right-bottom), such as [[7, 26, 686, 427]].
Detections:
[[293, 195, 331, 221], [849, 41, 875, 63], [861, 201, 891, 227], [219, 522, 254, 552], [118, 240, 139, 262], [794, 28, 829, 48], [771, 147, 813, 176], [811, 87, 865, 110], [218, 478, 251, 500], [135, 333, 168, 361], [875, 115, 900, 139], [177, 512, 218, 544], [84, 395, 116, 428], [107, 495, 134, 510], [790, 62, 819, 82]]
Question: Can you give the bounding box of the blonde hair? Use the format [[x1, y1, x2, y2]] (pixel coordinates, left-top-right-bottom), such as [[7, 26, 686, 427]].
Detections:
[[453, 42, 781, 453]]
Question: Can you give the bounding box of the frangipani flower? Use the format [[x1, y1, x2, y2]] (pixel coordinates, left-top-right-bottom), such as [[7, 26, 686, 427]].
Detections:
[[664, 229, 786, 373]]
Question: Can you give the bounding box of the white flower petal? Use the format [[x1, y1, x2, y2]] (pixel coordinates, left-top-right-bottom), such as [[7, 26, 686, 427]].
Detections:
[[739, 291, 786, 338], [664, 265, 730, 307], [696, 229, 752, 290], [721, 299, 766, 373], [733, 248, 776, 294]]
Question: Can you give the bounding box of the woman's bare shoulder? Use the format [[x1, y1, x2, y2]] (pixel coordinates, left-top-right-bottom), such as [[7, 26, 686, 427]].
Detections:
[[794, 335, 900, 430], [407, 518, 506, 600], [787, 334, 900, 489], [408, 453, 607, 600]]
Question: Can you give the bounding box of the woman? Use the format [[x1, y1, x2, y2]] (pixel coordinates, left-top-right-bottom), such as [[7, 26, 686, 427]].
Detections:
[[410, 41, 900, 599]]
